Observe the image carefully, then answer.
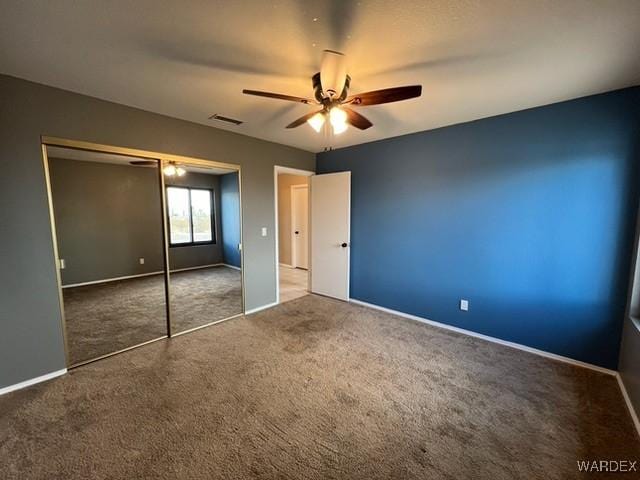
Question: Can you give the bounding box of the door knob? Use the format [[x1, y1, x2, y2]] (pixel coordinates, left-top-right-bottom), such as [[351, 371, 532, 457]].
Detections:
[[341, 242, 348, 248]]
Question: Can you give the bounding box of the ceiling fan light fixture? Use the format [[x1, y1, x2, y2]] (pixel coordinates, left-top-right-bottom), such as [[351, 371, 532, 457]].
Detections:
[[163, 162, 186, 177], [163, 164, 177, 176], [330, 107, 348, 135], [332, 122, 348, 135], [307, 111, 326, 132]]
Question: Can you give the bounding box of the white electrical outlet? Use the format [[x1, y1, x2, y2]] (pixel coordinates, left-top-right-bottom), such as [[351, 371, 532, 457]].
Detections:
[[261, 227, 267, 237], [460, 299, 469, 311], [139, 257, 145, 265], [59, 258, 66, 270]]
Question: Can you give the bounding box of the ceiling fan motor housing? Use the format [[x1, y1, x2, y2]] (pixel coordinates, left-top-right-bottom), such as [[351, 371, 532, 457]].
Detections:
[[313, 72, 351, 106]]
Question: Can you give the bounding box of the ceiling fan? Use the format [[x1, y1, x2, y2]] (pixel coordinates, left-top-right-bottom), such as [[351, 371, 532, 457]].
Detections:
[[243, 50, 422, 134], [129, 160, 156, 166]]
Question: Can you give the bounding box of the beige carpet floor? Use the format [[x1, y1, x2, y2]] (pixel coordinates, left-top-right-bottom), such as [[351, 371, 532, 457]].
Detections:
[[1, 295, 638, 479], [62, 265, 242, 365]]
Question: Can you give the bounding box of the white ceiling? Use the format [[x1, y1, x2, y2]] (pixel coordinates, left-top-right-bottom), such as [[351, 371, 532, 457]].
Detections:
[[2, 1, 639, 153], [47, 146, 154, 166]]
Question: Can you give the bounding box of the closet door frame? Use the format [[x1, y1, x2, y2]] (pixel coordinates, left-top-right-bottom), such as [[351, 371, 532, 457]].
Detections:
[[41, 136, 244, 368]]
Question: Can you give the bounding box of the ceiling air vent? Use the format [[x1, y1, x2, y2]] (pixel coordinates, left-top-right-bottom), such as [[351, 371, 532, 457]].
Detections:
[[208, 113, 243, 126]]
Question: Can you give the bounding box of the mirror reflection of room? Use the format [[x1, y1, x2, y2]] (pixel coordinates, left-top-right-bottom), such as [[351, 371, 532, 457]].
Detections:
[[47, 147, 168, 366], [165, 163, 242, 334]]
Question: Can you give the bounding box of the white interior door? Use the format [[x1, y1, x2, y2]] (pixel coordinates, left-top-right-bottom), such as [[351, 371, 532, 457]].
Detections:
[[311, 171, 351, 301], [291, 185, 309, 269]]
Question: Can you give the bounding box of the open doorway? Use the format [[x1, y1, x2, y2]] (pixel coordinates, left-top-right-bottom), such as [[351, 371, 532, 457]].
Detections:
[[275, 166, 313, 304]]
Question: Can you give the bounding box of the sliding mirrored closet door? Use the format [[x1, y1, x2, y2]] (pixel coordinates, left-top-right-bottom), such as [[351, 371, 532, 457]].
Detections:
[[46, 146, 168, 366], [164, 162, 243, 335]]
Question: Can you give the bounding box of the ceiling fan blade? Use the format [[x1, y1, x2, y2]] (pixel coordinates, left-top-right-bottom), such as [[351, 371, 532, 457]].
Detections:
[[129, 160, 157, 166], [242, 89, 313, 104], [346, 85, 422, 106], [286, 109, 324, 129], [343, 107, 373, 130]]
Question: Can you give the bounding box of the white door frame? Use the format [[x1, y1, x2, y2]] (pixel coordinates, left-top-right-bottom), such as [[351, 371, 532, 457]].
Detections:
[[274, 166, 314, 304], [290, 184, 309, 269]]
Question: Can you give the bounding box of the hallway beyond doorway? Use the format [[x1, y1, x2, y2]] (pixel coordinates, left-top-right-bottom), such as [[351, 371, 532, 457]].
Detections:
[[279, 266, 308, 304]]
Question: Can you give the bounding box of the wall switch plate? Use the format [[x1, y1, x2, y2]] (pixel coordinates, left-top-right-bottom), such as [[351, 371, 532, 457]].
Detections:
[[460, 299, 469, 311], [261, 227, 267, 237], [59, 258, 65, 270], [139, 258, 145, 265]]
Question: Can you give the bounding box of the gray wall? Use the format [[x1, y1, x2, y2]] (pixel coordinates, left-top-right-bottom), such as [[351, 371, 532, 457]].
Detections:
[[49, 158, 165, 285], [0, 74, 314, 389]]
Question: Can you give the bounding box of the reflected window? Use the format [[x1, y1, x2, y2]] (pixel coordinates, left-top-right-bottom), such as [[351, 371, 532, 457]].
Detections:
[[167, 187, 214, 245]]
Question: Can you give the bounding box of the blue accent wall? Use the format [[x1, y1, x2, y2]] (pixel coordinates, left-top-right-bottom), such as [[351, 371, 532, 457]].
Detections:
[[317, 87, 640, 369], [220, 172, 241, 268]]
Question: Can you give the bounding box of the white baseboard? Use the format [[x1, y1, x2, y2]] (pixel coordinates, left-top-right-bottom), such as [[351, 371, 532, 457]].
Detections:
[[170, 263, 224, 273], [349, 298, 617, 377], [63, 271, 163, 288], [0, 369, 67, 396], [62, 263, 235, 288], [245, 301, 278, 315], [616, 373, 640, 438], [223, 263, 241, 271]]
